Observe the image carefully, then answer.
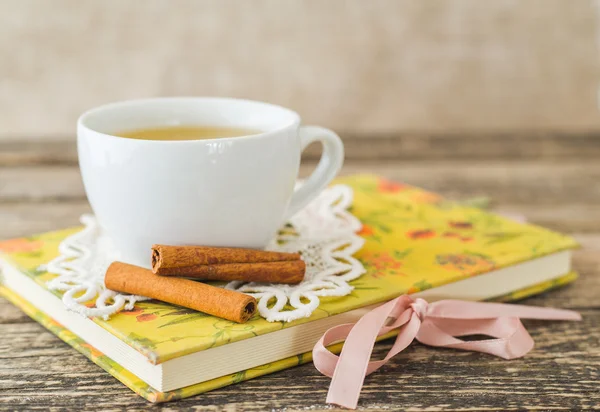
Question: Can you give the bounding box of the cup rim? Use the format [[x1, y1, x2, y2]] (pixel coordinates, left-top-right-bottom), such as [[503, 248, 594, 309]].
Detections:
[[77, 97, 301, 144]]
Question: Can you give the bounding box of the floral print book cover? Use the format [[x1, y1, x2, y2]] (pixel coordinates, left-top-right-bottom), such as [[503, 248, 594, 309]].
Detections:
[[0, 175, 578, 402]]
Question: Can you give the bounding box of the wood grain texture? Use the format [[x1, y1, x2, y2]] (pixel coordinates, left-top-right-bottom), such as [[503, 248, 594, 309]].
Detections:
[[4, 160, 600, 204], [2, 133, 600, 166], [3, 157, 600, 237], [0, 306, 598, 410], [0, 134, 599, 410]]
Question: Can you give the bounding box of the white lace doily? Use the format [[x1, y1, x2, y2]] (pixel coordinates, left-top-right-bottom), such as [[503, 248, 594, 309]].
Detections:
[[44, 185, 366, 322]]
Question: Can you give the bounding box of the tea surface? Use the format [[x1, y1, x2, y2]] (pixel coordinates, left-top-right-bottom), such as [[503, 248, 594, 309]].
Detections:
[[116, 126, 260, 141]]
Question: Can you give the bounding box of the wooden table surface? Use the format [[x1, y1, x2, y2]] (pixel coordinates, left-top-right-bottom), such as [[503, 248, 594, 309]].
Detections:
[[1, 134, 599, 411]]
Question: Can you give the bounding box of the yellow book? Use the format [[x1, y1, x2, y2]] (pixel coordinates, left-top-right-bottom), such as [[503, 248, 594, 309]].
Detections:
[[0, 175, 578, 402]]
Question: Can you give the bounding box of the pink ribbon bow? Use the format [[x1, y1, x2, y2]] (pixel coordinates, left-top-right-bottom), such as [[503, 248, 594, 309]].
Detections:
[[312, 295, 581, 409]]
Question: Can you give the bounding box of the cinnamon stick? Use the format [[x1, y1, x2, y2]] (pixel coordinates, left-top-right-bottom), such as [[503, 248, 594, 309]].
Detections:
[[105, 262, 257, 323], [151, 245, 301, 274], [156, 259, 305, 284]]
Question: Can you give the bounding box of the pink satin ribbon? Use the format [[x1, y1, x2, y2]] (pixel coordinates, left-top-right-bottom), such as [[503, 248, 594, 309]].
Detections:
[[313, 295, 581, 409]]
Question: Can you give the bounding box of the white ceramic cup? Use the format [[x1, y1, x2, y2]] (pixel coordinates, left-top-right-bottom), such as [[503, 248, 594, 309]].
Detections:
[[78, 97, 344, 267]]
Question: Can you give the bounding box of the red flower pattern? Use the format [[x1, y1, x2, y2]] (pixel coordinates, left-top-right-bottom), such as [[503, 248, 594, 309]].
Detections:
[[0, 238, 43, 253], [377, 179, 407, 193], [361, 251, 406, 279], [80, 343, 103, 358], [358, 224, 375, 236], [406, 229, 436, 240], [136, 313, 158, 322]]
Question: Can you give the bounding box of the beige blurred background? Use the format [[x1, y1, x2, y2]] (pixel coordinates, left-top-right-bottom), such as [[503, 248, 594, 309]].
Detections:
[[1, 0, 599, 139]]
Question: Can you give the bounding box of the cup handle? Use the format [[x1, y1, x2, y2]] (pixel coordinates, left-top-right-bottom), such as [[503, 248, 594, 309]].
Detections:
[[284, 125, 345, 221]]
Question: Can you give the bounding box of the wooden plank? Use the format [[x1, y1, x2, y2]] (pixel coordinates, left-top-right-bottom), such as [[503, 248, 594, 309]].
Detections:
[[3, 159, 600, 204], [2, 160, 600, 238], [490, 205, 600, 233], [0, 310, 597, 410], [0, 167, 84, 202], [2, 133, 600, 166], [0, 202, 91, 240], [0, 298, 32, 325], [0, 138, 78, 167]]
